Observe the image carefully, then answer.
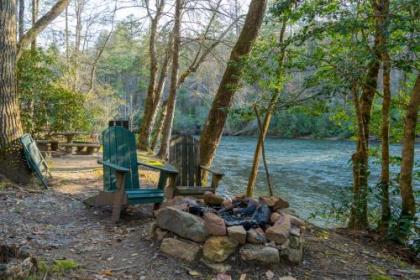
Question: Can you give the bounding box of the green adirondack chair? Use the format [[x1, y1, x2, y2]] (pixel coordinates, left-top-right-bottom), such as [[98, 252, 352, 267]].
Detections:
[[88, 126, 178, 223], [20, 134, 50, 188]]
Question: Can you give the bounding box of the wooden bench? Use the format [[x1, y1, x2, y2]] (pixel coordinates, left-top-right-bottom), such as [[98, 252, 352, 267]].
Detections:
[[60, 143, 101, 155]]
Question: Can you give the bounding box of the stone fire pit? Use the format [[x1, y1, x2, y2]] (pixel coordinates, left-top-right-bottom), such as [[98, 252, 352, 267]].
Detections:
[[150, 192, 305, 269]]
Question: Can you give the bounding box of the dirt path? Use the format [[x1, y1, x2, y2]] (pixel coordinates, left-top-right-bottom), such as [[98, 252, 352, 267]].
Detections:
[[0, 155, 419, 279]]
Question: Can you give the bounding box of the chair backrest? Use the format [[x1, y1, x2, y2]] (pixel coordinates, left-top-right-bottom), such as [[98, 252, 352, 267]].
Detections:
[[102, 126, 140, 191], [169, 135, 201, 186], [20, 134, 49, 188]]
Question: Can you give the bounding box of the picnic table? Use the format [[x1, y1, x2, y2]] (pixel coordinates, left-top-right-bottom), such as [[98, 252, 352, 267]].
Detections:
[[36, 131, 101, 155], [52, 131, 98, 143]]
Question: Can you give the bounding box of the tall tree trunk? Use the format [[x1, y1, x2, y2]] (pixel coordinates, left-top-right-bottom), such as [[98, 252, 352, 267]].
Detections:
[[399, 74, 420, 220], [246, 20, 286, 197], [138, 0, 166, 151], [157, 0, 182, 160], [377, 0, 391, 232], [18, 0, 24, 39], [65, 6, 69, 62], [31, 0, 39, 50], [348, 1, 383, 230], [0, 0, 32, 184], [199, 0, 267, 169], [379, 50, 391, 231], [151, 100, 168, 151]]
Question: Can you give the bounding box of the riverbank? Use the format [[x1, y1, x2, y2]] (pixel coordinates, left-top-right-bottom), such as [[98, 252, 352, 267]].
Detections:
[[0, 155, 419, 279]]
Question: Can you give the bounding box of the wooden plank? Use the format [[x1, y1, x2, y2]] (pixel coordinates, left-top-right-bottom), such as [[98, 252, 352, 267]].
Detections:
[[20, 134, 49, 188]]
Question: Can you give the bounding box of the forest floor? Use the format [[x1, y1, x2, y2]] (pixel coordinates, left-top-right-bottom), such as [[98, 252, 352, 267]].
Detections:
[[0, 155, 419, 280]]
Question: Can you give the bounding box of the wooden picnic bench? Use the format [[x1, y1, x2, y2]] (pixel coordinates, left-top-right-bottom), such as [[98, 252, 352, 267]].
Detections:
[[61, 142, 101, 155]]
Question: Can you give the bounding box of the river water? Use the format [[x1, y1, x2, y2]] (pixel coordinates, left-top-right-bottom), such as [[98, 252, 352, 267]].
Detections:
[[212, 137, 420, 227]]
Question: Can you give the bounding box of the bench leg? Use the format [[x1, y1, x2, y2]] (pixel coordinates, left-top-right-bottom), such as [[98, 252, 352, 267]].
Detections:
[[112, 171, 126, 223]]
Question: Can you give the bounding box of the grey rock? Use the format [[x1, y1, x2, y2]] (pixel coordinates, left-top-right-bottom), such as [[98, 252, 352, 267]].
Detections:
[[203, 236, 238, 263], [156, 207, 208, 242], [160, 238, 201, 262], [289, 235, 303, 249], [265, 214, 290, 244], [240, 244, 280, 264], [227, 226, 246, 244], [285, 244, 303, 264], [201, 259, 231, 273], [247, 228, 266, 244]]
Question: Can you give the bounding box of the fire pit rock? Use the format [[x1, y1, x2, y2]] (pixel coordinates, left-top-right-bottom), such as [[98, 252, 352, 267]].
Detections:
[[203, 237, 238, 263], [156, 206, 208, 242], [203, 212, 227, 236], [160, 238, 201, 262], [154, 195, 305, 265], [227, 226, 247, 244], [240, 244, 280, 263]]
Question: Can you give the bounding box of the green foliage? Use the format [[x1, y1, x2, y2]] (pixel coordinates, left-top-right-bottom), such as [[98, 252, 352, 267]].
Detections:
[[51, 259, 79, 273], [18, 49, 91, 135]]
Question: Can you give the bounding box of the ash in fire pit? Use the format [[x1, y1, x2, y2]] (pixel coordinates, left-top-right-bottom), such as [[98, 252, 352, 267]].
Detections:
[[188, 197, 272, 230], [153, 192, 305, 267]]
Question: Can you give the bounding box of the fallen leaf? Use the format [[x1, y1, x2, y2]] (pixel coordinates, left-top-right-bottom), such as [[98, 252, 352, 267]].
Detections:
[[188, 270, 201, 277], [266, 270, 274, 279], [100, 269, 112, 276]]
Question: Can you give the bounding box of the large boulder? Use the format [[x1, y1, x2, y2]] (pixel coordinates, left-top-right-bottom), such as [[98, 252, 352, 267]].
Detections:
[[156, 207, 208, 242], [203, 212, 226, 236], [240, 244, 280, 264], [203, 236, 238, 263], [247, 228, 267, 244], [227, 226, 246, 244], [265, 214, 290, 244], [160, 238, 201, 262]]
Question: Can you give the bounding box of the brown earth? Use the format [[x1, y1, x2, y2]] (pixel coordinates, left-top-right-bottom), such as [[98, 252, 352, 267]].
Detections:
[[0, 155, 419, 280]]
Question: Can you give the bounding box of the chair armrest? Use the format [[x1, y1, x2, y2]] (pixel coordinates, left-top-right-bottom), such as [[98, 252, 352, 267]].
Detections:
[[200, 165, 224, 177], [98, 160, 130, 173], [138, 162, 178, 175]]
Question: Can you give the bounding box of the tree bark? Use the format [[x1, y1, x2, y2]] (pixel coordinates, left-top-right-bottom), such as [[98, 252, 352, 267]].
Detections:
[[151, 100, 168, 151], [138, 0, 166, 151], [0, 0, 33, 184], [376, 0, 391, 232], [157, 0, 182, 160], [199, 0, 267, 169], [399, 74, 420, 219], [65, 6, 69, 62], [17, 0, 69, 60], [31, 0, 39, 50], [18, 0, 24, 39], [379, 50, 391, 230], [348, 1, 383, 230]]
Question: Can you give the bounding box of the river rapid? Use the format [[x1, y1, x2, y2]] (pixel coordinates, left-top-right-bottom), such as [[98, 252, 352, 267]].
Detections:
[[212, 137, 420, 227]]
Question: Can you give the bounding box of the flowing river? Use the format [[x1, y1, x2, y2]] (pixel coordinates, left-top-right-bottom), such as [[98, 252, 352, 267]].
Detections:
[[212, 137, 420, 227]]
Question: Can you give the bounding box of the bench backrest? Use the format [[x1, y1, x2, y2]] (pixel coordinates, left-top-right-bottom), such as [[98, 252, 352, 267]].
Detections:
[[20, 134, 49, 188], [169, 135, 201, 187], [102, 126, 140, 191]]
